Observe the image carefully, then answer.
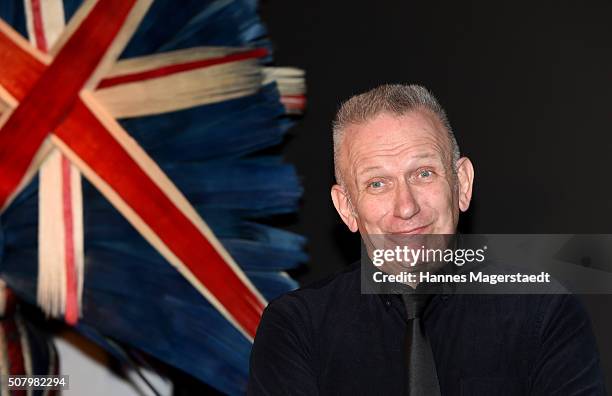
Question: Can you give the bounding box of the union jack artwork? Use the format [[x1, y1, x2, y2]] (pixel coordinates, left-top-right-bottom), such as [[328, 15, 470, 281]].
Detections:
[[0, 0, 306, 393]]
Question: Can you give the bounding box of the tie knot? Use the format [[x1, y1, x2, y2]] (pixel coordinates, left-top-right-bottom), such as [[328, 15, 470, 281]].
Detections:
[[401, 293, 431, 319]]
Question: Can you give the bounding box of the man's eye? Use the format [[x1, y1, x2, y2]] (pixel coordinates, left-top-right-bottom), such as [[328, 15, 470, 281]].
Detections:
[[369, 180, 384, 189], [418, 169, 433, 178]]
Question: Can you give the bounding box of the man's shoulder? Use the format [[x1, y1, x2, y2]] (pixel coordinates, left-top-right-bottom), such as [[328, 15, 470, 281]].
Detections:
[[444, 292, 591, 343], [263, 261, 361, 323]]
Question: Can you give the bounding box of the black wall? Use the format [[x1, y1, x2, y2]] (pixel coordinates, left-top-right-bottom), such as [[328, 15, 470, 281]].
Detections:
[[261, 0, 612, 389]]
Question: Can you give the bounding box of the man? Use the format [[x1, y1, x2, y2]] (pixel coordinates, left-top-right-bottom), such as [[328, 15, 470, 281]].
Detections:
[[247, 84, 606, 395]]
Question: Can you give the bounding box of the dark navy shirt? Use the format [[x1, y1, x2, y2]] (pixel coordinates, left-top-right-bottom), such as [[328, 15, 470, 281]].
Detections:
[[248, 262, 606, 395]]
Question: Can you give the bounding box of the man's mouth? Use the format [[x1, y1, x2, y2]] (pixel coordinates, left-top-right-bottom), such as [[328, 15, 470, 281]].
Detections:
[[388, 224, 432, 235]]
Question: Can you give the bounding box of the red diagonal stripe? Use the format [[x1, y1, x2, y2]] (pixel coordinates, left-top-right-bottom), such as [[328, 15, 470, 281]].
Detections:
[[0, 0, 266, 337], [55, 100, 263, 336], [0, 25, 46, 100], [98, 47, 268, 88], [0, 0, 137, 209]]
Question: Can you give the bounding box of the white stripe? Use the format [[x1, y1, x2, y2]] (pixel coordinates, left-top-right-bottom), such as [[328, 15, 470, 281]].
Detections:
[[23, 0, 65, 48], [71, 162, 85, 316], [38, 150, 68, 317], [106, 46, 242, 78], [95, 59, 263, 118], [39, 0, 66, 47], [25, 0, 84, 321]]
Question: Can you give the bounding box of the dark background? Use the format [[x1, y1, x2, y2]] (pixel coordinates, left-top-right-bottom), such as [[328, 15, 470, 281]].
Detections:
[[260, 0, 612, 390]]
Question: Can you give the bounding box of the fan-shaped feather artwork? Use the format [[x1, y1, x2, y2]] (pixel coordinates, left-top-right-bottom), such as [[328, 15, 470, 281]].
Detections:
[[0, 0, 306, 394]]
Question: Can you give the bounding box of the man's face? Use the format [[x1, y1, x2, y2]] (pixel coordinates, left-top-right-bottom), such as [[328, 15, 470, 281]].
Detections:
[[331, 110, 474, 240]]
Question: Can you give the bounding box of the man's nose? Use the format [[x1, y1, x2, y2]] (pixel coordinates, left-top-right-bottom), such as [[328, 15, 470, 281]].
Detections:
[[393, 181, 420, 220]]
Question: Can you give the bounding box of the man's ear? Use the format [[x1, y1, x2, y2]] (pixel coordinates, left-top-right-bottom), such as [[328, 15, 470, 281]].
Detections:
[[455, 157, 474, 212], [331, 184, 359, 232]]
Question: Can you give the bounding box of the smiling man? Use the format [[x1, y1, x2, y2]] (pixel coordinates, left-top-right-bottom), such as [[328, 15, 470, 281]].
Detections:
[[247, 84, 606, 395], [330, 87, 471, 238]]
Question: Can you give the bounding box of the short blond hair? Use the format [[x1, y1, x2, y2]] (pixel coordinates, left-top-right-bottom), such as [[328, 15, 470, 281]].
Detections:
[[332, 84, 460, 186]]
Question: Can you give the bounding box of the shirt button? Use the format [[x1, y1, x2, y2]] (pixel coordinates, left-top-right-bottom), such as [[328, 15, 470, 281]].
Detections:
[[385, 300, 391, 307]]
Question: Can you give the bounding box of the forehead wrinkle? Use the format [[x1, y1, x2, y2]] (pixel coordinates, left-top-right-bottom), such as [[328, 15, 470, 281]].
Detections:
[[336, 110, 451, 186], [350, 140, 446, 178]]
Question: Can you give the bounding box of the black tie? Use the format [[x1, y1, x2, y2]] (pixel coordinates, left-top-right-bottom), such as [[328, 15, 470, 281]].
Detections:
[[401, 293, 442, 396]]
